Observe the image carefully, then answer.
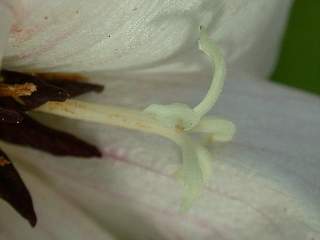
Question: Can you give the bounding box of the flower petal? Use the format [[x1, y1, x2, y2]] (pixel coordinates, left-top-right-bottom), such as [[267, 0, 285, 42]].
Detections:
[[0, 1, 12, 68], [3, 0, 292, 75]]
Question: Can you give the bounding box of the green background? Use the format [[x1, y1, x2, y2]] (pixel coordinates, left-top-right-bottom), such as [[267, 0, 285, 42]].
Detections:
[[271, 0, 320, 95]]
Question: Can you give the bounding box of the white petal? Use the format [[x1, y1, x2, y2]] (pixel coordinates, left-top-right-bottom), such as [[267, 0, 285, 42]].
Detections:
[[1, 72, 319, 239], [0, 1, 13, 68], [3, 0, 291, 75]]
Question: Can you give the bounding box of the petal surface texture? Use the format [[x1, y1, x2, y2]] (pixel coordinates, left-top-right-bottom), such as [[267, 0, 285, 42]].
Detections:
[[4, 0, 291, 76]]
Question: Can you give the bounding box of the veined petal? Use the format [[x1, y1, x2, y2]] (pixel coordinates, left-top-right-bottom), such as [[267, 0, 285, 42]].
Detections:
[[3, 0, 291, 75], [0, 1, 12, 68]]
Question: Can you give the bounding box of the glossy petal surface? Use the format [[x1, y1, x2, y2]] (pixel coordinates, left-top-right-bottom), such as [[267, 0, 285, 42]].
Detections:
[[4, 0, 291, 76]]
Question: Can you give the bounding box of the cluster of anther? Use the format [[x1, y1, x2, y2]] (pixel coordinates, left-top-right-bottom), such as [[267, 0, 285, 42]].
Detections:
[[0, 70, 104, 226]]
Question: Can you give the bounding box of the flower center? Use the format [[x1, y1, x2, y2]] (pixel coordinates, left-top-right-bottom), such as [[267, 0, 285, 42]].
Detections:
[[36, 27, 235, 209]]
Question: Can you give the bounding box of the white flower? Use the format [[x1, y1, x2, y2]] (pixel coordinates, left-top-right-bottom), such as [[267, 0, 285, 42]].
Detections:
[[1, 0, 319, 239]]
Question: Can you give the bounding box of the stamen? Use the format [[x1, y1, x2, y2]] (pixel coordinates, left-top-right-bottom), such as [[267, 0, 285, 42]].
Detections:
[[36, 100, 184, 145]]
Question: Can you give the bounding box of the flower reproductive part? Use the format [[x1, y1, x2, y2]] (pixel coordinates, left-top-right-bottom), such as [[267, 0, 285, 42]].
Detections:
[[36, 27, 236, 210]]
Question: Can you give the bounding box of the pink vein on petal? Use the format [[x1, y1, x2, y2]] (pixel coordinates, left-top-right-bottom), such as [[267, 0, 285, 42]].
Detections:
[[102, 147, 166, 177], [102, 146, 286, 237], [16, 19, 83, 61], [43, 161, 229, 239], [0, 0, 19, 17]]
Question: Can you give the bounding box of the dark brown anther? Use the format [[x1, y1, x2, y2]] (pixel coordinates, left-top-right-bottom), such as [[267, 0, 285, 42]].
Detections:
[[0, 97, 28, 111], [1, 71, 70, 109], [0, 148, 37, 227], [0, 113, 102, 157], [45, 79, 104, 98], [0, 107, 23, 123], [1, 70, 104, 109], [0, 70, 104, 226]]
